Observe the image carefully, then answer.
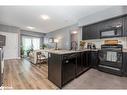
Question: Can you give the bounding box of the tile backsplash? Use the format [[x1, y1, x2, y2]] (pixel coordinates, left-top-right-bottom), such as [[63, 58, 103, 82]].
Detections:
[[83, 37, 127, 49]]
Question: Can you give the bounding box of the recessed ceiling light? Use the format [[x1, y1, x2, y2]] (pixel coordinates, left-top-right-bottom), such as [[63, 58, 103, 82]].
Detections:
[[27, 26, 35, 30], [40, 14, 50, 20], [72, 31, 78, 34]]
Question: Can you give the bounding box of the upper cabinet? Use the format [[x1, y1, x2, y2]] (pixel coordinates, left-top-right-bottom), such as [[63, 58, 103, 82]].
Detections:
[[98, 17, 123, 32], [82, 16, 124, 40], [123, 15, 127, 36], [82, 23, 100, 40]]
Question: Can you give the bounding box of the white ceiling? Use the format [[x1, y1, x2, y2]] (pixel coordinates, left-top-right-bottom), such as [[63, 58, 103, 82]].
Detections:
[[0, 6, 118, 33]]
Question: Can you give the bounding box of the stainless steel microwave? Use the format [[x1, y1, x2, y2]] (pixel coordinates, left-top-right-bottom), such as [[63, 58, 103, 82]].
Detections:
[[100, 27, 122, 38]]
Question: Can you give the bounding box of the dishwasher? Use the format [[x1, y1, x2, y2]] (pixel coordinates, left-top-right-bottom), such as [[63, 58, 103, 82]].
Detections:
[[62, 53, 77, 85]]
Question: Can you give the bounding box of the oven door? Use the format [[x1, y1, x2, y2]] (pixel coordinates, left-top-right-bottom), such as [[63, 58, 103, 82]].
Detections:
[[99, 50, 122, 68]]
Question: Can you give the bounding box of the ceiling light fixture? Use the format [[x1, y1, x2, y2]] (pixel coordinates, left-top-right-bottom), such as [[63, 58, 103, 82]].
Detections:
[[27, 26, 35, 30], [72, 31, 78, 34], [40, 14, 50, 20]]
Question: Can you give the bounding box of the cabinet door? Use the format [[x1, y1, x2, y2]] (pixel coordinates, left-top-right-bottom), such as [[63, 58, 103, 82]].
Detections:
[[76, 53, 83, 75], [82, 24, 100, 40], [82, 51, 90, 67], [82, 26, 88, 40], [122, 52, 127, 76], [99, 17, 123, 31], [48, 53, 62, 88], [90, 51, 99, 68], [123, 16, 127, 36]]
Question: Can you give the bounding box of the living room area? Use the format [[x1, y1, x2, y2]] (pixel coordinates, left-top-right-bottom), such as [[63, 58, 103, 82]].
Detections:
[[0, 24, 56, 89], [21, 33, 48, 65]]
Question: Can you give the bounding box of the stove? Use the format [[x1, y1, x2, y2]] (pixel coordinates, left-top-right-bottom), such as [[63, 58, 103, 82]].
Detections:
[[98, 44, 123, 76]]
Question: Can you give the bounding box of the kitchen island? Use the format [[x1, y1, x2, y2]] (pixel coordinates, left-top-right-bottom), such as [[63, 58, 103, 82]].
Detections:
[[48, 49, 99, 88]]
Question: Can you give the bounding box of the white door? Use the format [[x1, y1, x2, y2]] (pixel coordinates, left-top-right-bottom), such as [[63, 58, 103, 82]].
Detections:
[[0, 31, 19, 59]]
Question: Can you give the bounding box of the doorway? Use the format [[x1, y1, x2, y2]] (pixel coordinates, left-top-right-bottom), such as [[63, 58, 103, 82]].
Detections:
[[70, 30, 78, 50]]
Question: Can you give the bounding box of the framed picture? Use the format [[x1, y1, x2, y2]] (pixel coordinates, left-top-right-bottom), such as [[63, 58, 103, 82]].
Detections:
[[48, 38, 54, 43]]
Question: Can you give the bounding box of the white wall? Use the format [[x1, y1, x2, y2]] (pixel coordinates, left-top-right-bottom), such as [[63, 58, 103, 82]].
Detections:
[[46, 24, 80, 50], [0, 31, 19, 59], [78, 6, 127, 26]]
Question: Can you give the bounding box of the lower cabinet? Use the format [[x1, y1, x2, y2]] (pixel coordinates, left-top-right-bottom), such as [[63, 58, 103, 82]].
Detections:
[[76, 51, 91, 77], [76, 53, 84, 76], [48, 53, 77, 88], [48, 53, 62, 88], [90, 51, 99, 68], [76, 51, 99, 76], [122, 52, 127, 76], [48, 51, 99, 88]]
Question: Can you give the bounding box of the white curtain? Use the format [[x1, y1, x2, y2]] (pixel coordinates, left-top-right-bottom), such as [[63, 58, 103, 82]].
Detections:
[[23, 37, 32, 51], [32, 38, 40, 50], [22, 36, 41, 56]]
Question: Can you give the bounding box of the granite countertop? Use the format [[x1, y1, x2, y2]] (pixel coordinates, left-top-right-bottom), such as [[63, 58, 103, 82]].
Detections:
[[46, 49, 100, 55], [40, 48, 127, 54]]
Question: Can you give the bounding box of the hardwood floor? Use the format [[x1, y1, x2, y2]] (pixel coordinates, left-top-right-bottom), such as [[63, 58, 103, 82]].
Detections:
[[3, 59, 58, 89]]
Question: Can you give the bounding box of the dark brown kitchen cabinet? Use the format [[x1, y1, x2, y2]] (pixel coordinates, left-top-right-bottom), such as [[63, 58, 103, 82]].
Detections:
[[76, 51, 90, 76], [122, 52, 127, 76], [119, 52, 127, 76], [48, 53, 77, 88], [76, 53, 83, 76], [99, 17, 123, 31], [48, 53, 62, 88], [82, 23, 100, 40], [83, 51, 90, 67], [82, 16, 124, 40], [123, 16, 127, 36], [90, 51, 99, 68]]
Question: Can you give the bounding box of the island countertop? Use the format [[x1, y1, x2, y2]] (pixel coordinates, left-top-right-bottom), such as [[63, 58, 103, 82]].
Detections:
[[40, 48, 127, 55], [46, 49, 100, 55]]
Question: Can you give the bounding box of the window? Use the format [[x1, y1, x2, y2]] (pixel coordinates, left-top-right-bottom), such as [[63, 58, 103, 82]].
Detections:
[[22, 36, 41, 56], [32, 38, 40, 50]]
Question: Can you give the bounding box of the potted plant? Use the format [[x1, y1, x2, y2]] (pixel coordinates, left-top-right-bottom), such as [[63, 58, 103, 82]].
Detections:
[[26, 48, 33, 57], [20, 46, 25, 58], [42, 44, 47, 49], [80, 41, 86, 50]]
